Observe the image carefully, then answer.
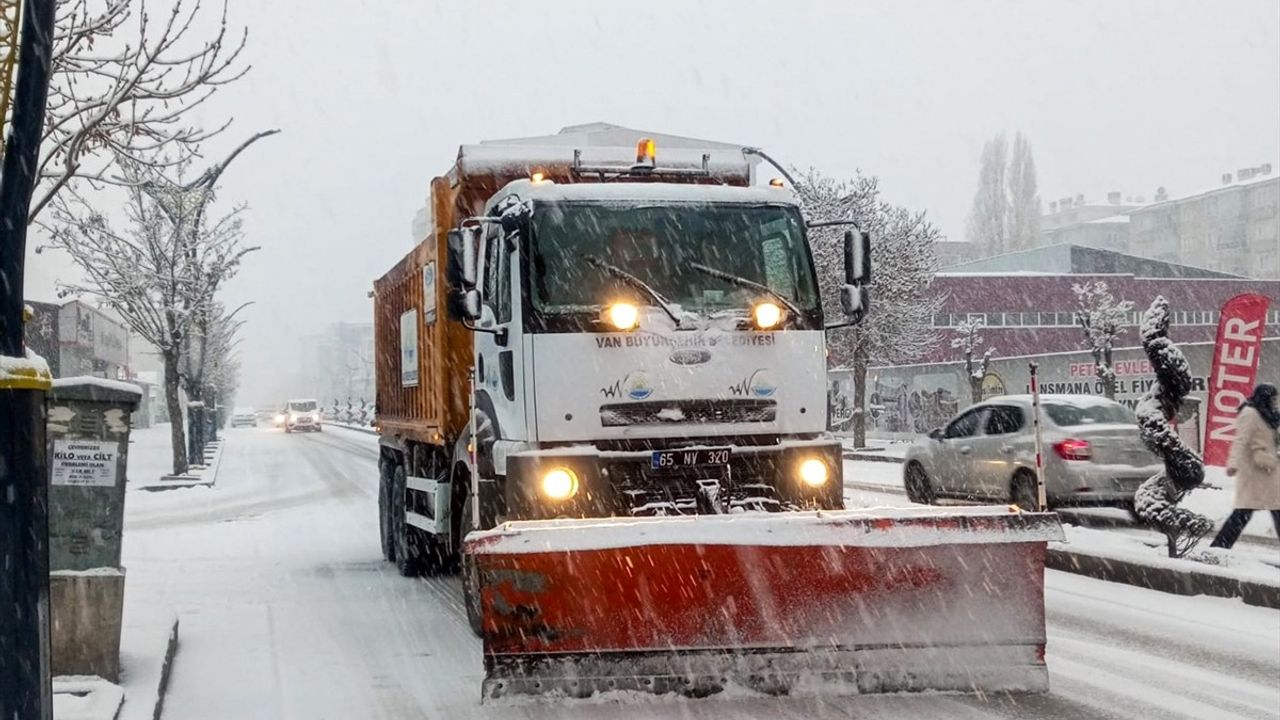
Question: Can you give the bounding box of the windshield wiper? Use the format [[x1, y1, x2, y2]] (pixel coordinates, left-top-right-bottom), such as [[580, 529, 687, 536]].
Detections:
[[688, 262, 803, 319], [582, 254, 683, 326]]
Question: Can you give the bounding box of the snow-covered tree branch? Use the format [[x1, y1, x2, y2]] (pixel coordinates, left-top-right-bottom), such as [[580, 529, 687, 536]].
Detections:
[[951, 317, 994, 403], [794, 168, 942, 448], [1073, 279, 1134, 400], [44, 154, 257, 475], [21, 0, 249, 223]]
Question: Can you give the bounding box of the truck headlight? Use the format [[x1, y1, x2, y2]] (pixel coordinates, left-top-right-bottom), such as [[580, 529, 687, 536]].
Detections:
[[753, 301, 783, 329], [605, 302, 640, 331], [541, 467, 579, 500], [798, 457, 829, 487]]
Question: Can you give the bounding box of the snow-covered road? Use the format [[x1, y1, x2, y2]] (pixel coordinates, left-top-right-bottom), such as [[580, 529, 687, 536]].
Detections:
[[121, 426, 1280, 719]]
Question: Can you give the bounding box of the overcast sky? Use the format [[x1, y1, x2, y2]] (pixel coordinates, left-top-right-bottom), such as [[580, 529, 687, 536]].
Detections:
[[24, 0, 1280, 405]]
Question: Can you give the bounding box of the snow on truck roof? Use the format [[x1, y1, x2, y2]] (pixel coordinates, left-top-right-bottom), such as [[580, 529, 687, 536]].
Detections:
[[455, 122, 759, 184], [490, 179, 799, 207]]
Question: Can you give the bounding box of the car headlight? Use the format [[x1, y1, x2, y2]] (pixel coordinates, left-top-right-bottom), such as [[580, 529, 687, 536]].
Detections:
[[603, 302, 640, 331], [274, 414, 285, 422], [753, 301, 784, 330], [798, 457, 829, 487], [540, 467, 579, 500]]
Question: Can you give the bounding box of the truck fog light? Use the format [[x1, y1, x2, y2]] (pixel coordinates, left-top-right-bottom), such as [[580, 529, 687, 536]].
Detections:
[[605, 302, 640, 331], [753, 301, 783, 329], [541, 467, 579, 500], [798, 458, 829, 487]]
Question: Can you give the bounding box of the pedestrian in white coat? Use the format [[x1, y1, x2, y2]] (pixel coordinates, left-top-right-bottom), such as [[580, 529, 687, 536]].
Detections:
[[1210, 383, 1280, 549]]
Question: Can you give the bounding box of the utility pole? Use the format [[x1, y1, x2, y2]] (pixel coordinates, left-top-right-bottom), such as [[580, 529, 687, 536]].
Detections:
[[0, 1, 58, 718]]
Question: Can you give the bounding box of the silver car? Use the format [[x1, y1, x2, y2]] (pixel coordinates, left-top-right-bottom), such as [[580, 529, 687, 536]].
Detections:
[[902, 394, 1162, 514]]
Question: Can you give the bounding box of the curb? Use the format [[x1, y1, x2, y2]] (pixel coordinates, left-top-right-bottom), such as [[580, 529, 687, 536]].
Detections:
[[842, 451, 905, 464], [1046, 548, 1280, 609], [328, 422, 377, 436], [151, 615, 180, 720]]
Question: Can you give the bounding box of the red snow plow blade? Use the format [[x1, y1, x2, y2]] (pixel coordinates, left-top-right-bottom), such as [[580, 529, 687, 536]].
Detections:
[[464, 507, 1065, 701]]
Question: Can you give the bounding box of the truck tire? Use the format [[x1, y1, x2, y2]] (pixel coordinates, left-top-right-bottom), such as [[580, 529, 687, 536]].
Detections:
[[392, 464, 423, 577], [378, 455, 395, 562], [461, 494, 483, 638], [1010, 470, 1042, 512]]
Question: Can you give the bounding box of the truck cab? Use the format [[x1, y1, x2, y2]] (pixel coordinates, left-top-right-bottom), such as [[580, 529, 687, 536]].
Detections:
[[460, 180, 847, 521]]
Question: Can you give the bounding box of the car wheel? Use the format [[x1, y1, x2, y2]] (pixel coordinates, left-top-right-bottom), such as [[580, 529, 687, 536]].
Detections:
[[460, 494, 483, 638], [392, 464, 423, 577], [904, 462, 936, 505], [1010, 470, 1042, 511]]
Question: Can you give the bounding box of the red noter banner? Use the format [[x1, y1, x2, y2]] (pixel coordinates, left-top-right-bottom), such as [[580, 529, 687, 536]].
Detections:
[[1204, 292, 1272, 466]]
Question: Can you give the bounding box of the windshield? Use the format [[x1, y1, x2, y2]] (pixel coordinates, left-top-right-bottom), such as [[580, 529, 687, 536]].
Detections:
[[529, 202, 819, 324], [1044, 402, 1136, 427], [288, 401, 318, 412]]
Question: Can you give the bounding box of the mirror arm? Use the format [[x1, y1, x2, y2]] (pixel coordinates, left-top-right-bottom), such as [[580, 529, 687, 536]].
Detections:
[[807, 219, 864, 230], [462, 319, 508, 344]]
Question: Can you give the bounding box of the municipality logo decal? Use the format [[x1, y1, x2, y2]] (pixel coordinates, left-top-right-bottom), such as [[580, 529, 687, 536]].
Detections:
[[730, 368, 776, 398]]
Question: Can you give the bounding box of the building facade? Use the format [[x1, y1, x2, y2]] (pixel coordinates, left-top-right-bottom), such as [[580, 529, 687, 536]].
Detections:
[[24, 299, 132, 379], [1128, 169, 1278, 278]]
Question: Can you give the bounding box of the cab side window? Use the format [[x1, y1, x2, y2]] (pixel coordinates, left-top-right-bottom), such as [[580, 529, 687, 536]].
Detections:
[[944, 408, 984, 439], [985, 406, 1025, 435]]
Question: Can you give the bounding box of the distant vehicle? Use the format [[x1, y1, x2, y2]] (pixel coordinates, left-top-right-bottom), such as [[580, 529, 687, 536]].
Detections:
[[903, 394, 1161, 515], [230, 407, 257, 428], [284, 399, 321, 433]]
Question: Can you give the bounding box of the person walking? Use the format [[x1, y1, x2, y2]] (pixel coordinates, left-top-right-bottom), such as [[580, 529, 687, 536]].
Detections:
[[1210, 383, 1280, 549]]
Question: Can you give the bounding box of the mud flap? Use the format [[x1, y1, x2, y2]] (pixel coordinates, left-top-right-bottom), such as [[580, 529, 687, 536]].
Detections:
[[464, 507, 1064, 701]]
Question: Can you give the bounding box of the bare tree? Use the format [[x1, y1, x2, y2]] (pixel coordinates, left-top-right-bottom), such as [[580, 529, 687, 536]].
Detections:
[[966, 133, 1008, 257], [795, 168, 943, 448], [1007, 132, 1041, 251], [951, 317, 994, 403], [44, 151, 259, 475], [966, 131, 1042, 256], [1074, 279, 1134, 400], [21, 0, 249, 223]]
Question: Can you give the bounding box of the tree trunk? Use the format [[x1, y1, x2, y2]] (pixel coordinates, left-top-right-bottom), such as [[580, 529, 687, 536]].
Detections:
[[852, 350, 868, 449], [163, 351, 188, 475], [1101, 345, 1115, 400]]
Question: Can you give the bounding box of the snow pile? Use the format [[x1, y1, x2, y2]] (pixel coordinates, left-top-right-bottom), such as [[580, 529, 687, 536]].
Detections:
[[1055, 525, 1280, 587], [52, 375, 144, 396]]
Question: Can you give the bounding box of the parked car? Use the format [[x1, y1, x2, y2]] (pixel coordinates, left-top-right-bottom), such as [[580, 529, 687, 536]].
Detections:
[[230, 407, 257, 428], [284, 398, 322, 433], [902, 394, 1161, 514]]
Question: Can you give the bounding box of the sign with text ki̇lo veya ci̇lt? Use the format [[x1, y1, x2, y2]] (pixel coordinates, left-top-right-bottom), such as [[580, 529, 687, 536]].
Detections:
[[1204, 293, 1272, 467], [50, 439, 119, 487]]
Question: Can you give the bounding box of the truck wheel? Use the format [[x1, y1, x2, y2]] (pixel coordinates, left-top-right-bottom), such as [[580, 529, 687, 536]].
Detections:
[[1011, 471, 1042, 512], [392, 464, 423, 577], [460, 494, 483, 638], [904, 462, 935, 505], [378, 456, 395, 562]]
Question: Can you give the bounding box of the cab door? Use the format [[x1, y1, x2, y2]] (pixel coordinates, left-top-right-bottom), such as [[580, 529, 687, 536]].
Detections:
[[475, 223, 527, 444]]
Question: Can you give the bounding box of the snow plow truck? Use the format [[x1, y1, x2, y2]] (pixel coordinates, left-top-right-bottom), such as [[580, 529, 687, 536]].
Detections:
[[371, 123, 1065, 701]]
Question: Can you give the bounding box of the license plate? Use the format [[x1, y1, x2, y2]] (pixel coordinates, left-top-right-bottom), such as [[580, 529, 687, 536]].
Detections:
[[651, 447, 731, 471]]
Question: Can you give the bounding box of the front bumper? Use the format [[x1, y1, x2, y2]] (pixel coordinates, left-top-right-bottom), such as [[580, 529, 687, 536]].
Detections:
[[504, 439, 843, 521]]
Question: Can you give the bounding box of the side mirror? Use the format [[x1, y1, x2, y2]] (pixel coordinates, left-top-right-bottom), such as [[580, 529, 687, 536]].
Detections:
[[928, 427, 944, 441], [446, 228, 481, 322], [843, 229, 872, 286], [840, 284, 870, 321]]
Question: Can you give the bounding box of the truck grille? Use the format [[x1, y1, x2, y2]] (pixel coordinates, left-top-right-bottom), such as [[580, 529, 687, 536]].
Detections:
[[599, 399, 776, 427]]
